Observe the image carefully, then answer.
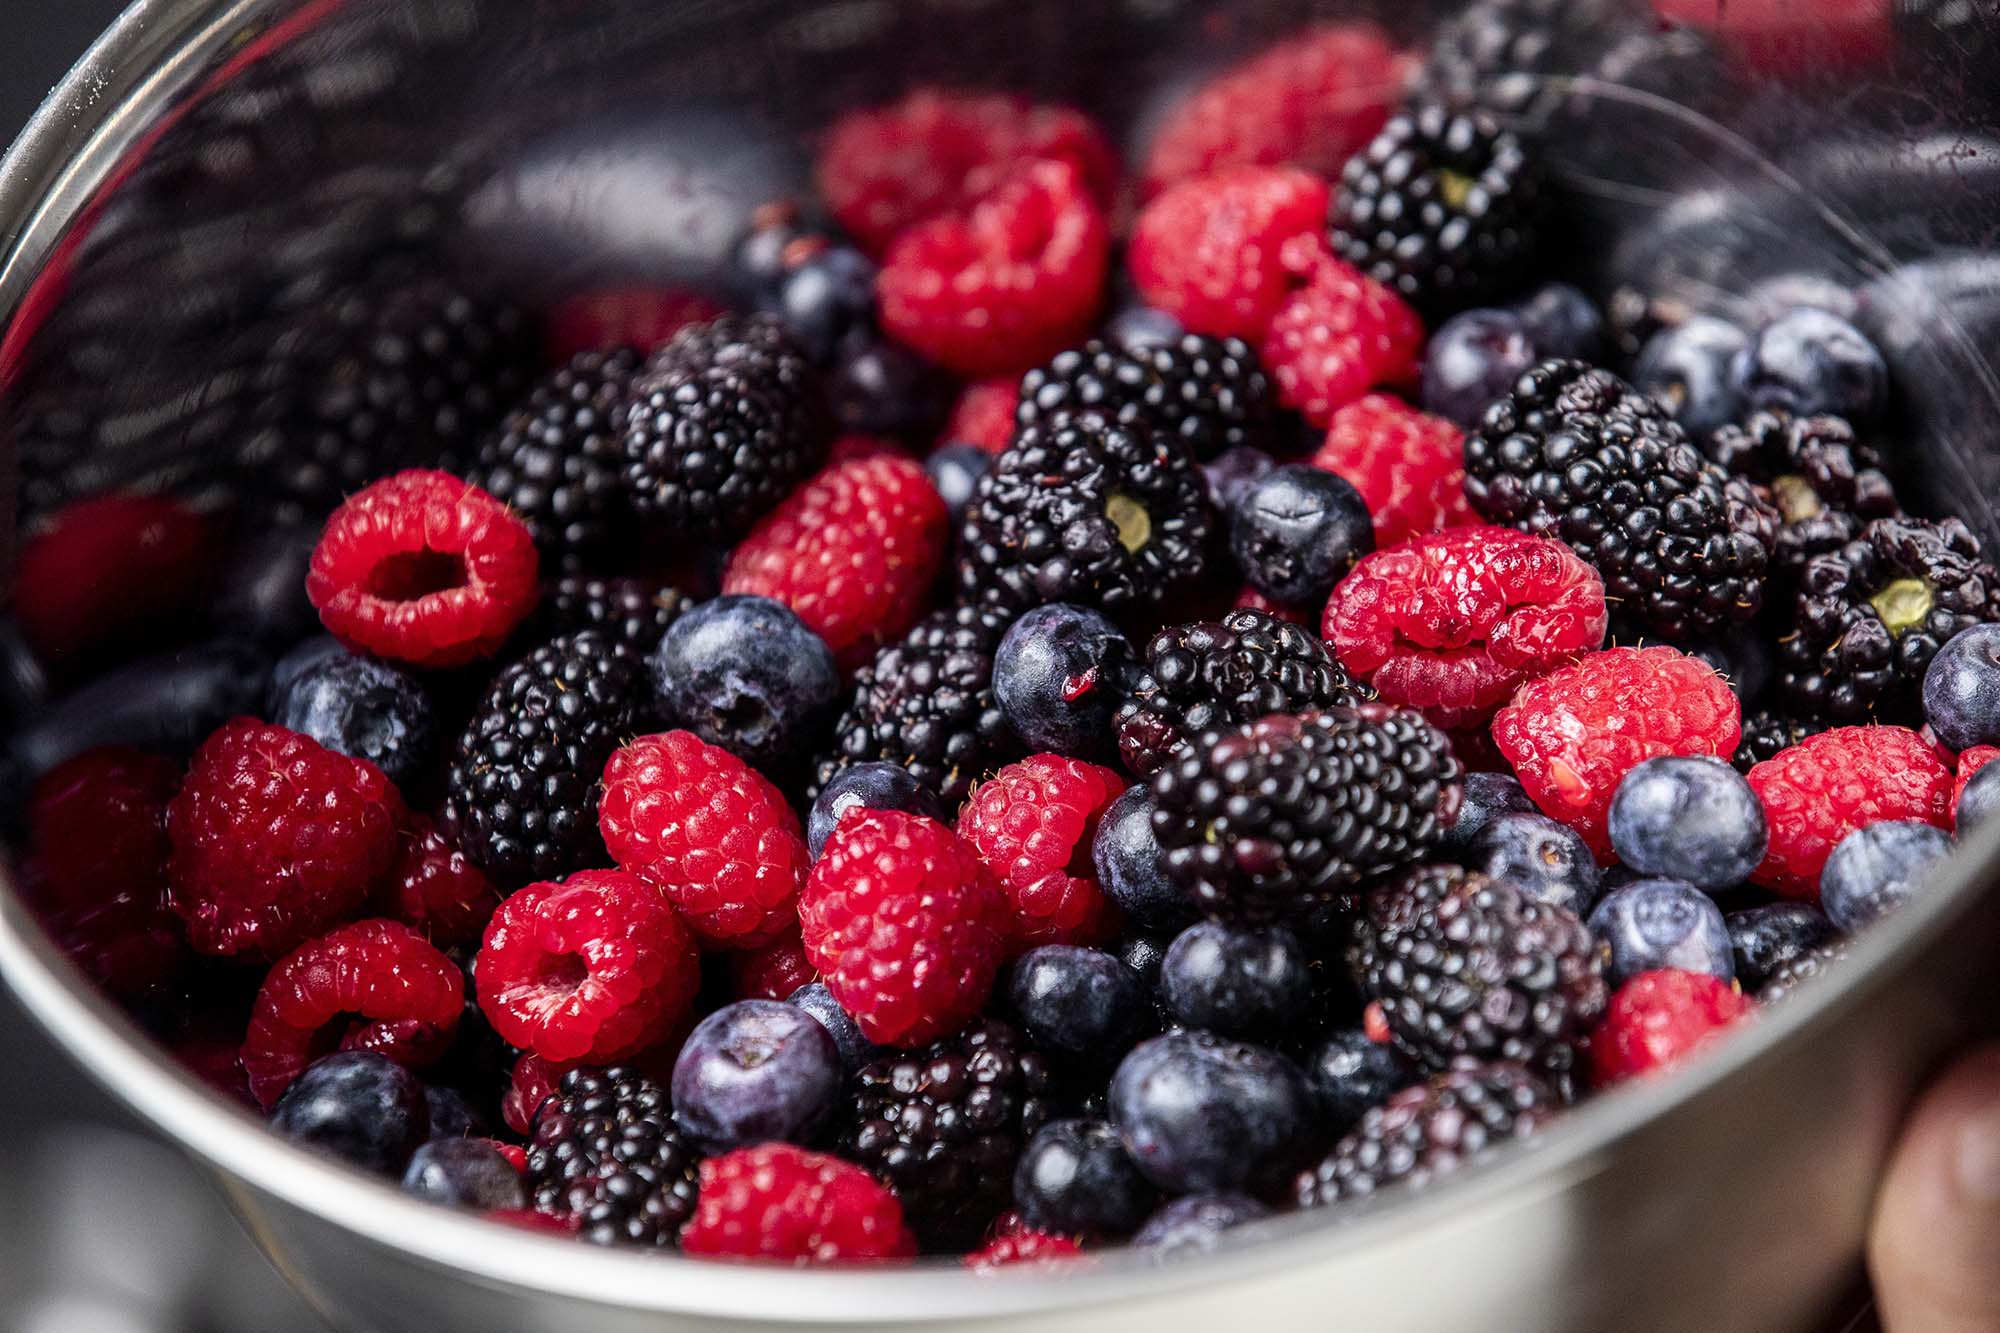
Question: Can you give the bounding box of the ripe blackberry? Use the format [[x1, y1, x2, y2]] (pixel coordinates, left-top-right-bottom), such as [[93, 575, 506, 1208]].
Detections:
[[1330, 105, 1546, 315], [815, 604, 1021, 808], [526, 1066, 699, 1249], [957, 416, 1216, 616], [1755, 942, 1849, 1004], [1115, 608, 1371, 778], [621, 314, 830, 543], [1733, 709, 1827, 774], [443, 630, 648, 885], [1779, 517, 2000, 723], [1706, 410, 1899, 588], [1463, 359, 1778, 641], [1014, 335, 1275, 461], [1150, 707, 1462, 925], [1349, 863, 1609, 1075], [534, 574, 691, 654], [840, 1018, 1056, 1250]]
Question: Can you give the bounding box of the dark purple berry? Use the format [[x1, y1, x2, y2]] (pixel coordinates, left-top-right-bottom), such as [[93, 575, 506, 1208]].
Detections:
[[806, 761, 945, 860], [402, 1138, 527, 1210], [270, 1051, 429, 1176], [649, 594, 838, 766], [1468, 811, 1601, 917], [1008, 945, 1150, 1061], [1013, 1118, 1157, 1238], [1633, 315, 1748, 437], [1587, 879, 1733, 986], [1228, 464, 1373, 606], [1819, 820, 1950, 931], [1158, 920, 1312, 1041], [993, 603, 1131, 759], [1732, 307, 1888, 425], [1607, 755, 1768, 890], [1132, 1192, 1269, 1254], [670, 999, 841, 1149], [1421, 308, 1536, 427], [1924, 624, 2000, 751], [1108, 1031, 1315, 1195]]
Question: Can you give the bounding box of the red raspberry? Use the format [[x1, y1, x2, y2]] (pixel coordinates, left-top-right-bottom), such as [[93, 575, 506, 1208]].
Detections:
[[502, 1050, 563, 1137], [493, 1141, 529, 1174], [542, 286, 727, 363], [167, 719, 403, 960], [1492, 646, 1741, 860], [598, 731, 808, 948], [816, 89, 1116, 256], [1745, 725, 1953, 899], [243, 918, 464, 1108], [722, 455, 950, 671], [827, 435, 902, 466], [476, 869, 699, 1065], [878, 160, 1110, 378], [1313, 394, 1477, 547], [798, 809, 1010, 1047], [1955, 745, 2000, 828], [731, 927, 818, 1002], [680, 1143, 917, 1263], [1588, 969, 1754, 1088], [1232, 584, 1318, 629], [1128, 166, 1329, 341], [306, 469, 540, 669], [940, 377, 1021, 454], [1325, 526, 1608, 729], [965, 1215, 1086, 1269], [14, 494, 218, 660], [376, 814, 500, 948], [954, 754, 1126, 949], [1261, 235, 1424, 426]]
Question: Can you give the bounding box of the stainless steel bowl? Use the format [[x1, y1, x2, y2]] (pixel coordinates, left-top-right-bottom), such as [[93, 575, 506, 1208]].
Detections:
[[5, 2, 2000, 1329]]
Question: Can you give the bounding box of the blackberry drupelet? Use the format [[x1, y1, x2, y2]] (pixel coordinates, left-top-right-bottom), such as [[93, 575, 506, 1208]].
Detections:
[[840, 1018, 1056, 1250], [1350, 864, 1608, 1074], [1149, 707, 1462, 925], [1014, 335, 1275, 460], [526, 1066, 699, 1249], [1755, 942, 1849, 1004], [1732, 708, 1826, 774], [443, 630, 648, 885], [1114, 608, 1372, 778], [1706, 410, 1899, 588], [1463, 359, 1778, 641], [533, 574, 691, 654]]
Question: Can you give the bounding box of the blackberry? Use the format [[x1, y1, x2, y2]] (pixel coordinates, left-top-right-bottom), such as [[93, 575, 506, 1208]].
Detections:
[[621, 314, 830, 543], [1779, 516, 2000, 723], [1149, 707, 1462, 925], [1733, 708, 1826, 773], [1463, 359, 1778, 640], [525, 1067, 699, 1249], [957, 416, 1216, 617], [1706, 410, 1899, 588], [1755, 942, 1850, 1005], [532, 574, 691, 654], [839, 1018, 1056, 1250], [1350, 864, 1608, 1075], [1330, 105, 1546, 315], [814, 604, 1022, 808], [1292, 1059, 1559, 1207], [1014, 335, 1275, 460], [1114, 608, 1371, 778], [442, 630, 648, 885]]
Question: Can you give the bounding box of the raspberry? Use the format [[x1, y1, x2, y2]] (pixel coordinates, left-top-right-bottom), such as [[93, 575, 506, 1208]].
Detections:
[[1955, 745, 2000, 826], [1491, 646, 1741, 860], [1128, 166, 1330, 341], [476, 869, 699, 1065], [543, 286, 727, 364], [816, 89, 1116, 256], [503, 1051, 563, 1138], [167, 719, 403, 960], [598, 731, 808, 948], [721, 455, 950, 670], [305, 469, 539, 668], [243, 918, 463, 1108], [878, 160, 1110, 378], [1744, 725, 1953, 899], [1140, 24, 1410, 196], [1260, 236, 1425, 427], [1587, 969, 1754, 1088], [955, 754, 1126, 949], [680, 1143, 917, 1263], [730, 928, 817, 1002], [14, 494, 217, 660], [377, 815, 500, 949], [1313, 394, 1476, 547], [1324, 526, 1608, 729], [965, 1215, 1084, 1269], [798, 809, 1011, 1047], [941, 377, 1020, 454]]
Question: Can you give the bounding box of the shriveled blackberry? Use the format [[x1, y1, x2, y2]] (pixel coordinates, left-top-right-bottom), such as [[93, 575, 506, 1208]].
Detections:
[[1349, 863, 1608, 1075], [1463, 358, 1778, 640], [1149, 707, 1462, 925], [621, 314, 830, 543], [814, 604, 1021, 807], [534, 574, 691, 654], [839, 1019, 1055, 1250], [1706, 410, 1900, 588], [1014, 335, 1274, 460], [1733, 709, 1827, 774], [957, 416, 1216, 616], [1114, 608, 1371, 778], [1330, 105, 1546, 315], [443, 630, 647, 884], [1292, 1059, 1559, 1207], [1755, 942, 1850, 1004], [1779, 516, 2000, 723], [525, 1066, 699, 1249]]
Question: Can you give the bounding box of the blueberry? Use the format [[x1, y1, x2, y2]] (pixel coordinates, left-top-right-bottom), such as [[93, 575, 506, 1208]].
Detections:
[[1094, 786, 1195, 929], [1013, 1118, 1158, 1237], [1513, 283, 1603, 359], [401, 1138, 526, 1210], [1725, 902, 1839, 991], [1159, 921, 1312, 1041], [210, 523, 321, 646], [1742, 272, 1860, 328], [671, 999, 841, 1149], [924, 443, 991, 520], [1607, 756, 1768, 890], [1307, 1029, 1418, 1134], [1422, 308, 1538, 426], [1106, 306, 1185, 351], [1587, 879, 1735, 985], [1228, 464, 1374, 606], [830, 336, 953, 440], [1108, 1031, 1315, 1195], [1112, 932, 1173, 991], [1442, 772, 1538, 853], [993, 604, 1131, 758], [649, 594, 838, 766], [731, 209, 821, 308], [1633, 315, 1749, 438], [775, 244, 877, 365], [1008, 945, 1150, 1060], [422, 1085, 487, 1141], [268, 638, 435, 789], [786, 982, 881, 1074], [807, 761, 944, 860], [1202, 445, 1277, 513], [1469, 812, 1602, 916], [1959, 763, 2000, 837], [1731, 307, 1888, 424], [1132, 1193, 1270, 1254], [1819, 820, 1951, 931], [269, 1051, 429, 1176], [1923, 624, 2000, 751]]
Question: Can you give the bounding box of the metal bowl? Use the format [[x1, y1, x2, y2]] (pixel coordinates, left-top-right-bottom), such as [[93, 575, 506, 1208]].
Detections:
[[4, 1, 2000, 1329]]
